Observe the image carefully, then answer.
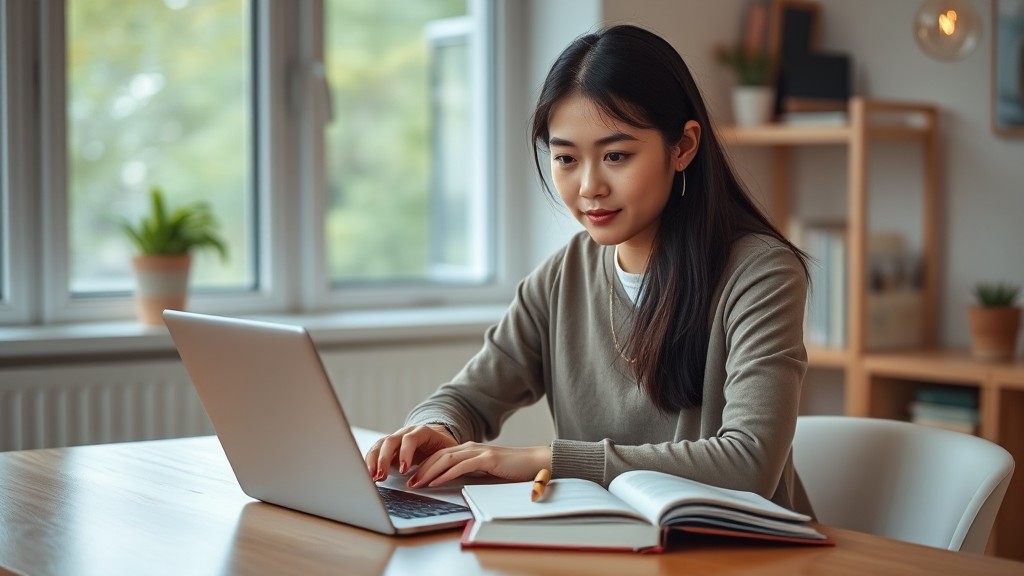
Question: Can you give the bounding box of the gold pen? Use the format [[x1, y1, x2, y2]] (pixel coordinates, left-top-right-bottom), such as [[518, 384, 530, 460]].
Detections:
[[531, 468, 551, 502]]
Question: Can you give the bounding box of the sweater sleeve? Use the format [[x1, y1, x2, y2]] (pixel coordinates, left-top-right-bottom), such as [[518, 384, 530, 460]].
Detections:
[[403, 251, 559, 443], [550, 244, 808, 499]]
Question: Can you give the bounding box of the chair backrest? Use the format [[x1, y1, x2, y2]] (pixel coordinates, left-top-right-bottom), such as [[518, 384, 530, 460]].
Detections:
[[792, 415, 1014, 553]]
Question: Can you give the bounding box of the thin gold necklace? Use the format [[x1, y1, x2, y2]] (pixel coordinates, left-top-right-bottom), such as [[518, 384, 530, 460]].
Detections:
[[608, 281, 637, 364]]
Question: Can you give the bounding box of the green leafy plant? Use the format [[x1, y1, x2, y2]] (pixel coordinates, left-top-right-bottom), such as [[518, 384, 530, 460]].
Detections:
[[714, 44, 774, 86], [973, 282, 1021, 308], [121, 187, 228, 260]]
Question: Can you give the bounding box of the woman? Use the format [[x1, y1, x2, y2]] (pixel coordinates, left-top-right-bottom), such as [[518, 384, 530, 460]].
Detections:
[[365, 24, 810, 511]]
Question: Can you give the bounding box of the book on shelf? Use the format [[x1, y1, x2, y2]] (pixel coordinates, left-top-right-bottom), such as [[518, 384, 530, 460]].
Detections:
[[916, 387, 977, 409], [910, 415, 977, 435], [779, 111, 848, 126], [459, 470, 832, 553], [798, 222, 847, 349], [909, 387, 978, 435]]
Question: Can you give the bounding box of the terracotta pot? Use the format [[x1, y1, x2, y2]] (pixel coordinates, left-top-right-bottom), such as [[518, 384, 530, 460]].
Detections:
[[132, 254, 192, 326], [968, 306, 1021, 361]]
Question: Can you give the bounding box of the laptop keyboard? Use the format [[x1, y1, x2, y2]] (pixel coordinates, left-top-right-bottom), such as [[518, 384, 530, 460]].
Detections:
[[377, 486, 470, 520]]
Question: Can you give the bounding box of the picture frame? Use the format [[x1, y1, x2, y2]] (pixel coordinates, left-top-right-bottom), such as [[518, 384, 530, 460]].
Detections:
[[993, 0, 1024, 136], [765, 0, 830, 116], [767, 0, 822, 61], [741, 0, 771, 53]]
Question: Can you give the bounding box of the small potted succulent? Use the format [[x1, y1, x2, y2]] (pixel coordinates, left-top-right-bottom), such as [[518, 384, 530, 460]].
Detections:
[[714, 43, 774, 126], [121, 187, 228, 325], [968, 282, 1021, 361]]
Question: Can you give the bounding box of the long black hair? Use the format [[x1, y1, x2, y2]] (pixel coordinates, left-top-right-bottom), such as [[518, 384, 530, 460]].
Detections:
[[530, 24, 808, 413]]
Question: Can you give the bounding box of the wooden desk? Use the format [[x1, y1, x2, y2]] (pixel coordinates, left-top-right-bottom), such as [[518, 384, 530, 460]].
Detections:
[[1, 436, 1021, 576]]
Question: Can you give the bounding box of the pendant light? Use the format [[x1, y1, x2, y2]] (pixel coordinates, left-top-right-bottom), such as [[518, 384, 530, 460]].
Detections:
[[914, 0, 982, 61]]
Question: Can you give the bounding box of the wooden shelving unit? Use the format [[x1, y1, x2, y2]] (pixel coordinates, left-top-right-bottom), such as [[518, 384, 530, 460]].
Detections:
[[720, 97, 941, 409], [862, 353, 1024, 559], [991, 364, 1024, 558], [722, 97, 1023, 560]]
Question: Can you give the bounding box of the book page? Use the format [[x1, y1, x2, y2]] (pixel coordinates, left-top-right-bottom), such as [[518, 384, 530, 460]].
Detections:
[[661, 507, 825, 537], [608, 470, 810, 526], [461, 478, 646, 523]]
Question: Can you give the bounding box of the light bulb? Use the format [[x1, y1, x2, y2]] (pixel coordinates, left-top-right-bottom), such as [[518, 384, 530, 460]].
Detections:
[[914, 0, 981, 61]]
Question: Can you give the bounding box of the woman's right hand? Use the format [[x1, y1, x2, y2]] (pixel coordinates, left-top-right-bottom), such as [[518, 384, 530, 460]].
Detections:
[[364, 423, 458, 481]]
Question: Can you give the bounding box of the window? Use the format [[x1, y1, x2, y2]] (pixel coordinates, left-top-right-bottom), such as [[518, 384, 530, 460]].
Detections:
[[2, 0, 503, 326], [0, 0, 27, 326], [0, 6, 6, 303], [66, 0, 254, 295], [323, 0, 491, 287]]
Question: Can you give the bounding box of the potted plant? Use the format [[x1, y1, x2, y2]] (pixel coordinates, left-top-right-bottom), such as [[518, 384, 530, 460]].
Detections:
[[121, 187, 228, 325], [714, 44, 775, 126], [968, 282, 1021, 361]]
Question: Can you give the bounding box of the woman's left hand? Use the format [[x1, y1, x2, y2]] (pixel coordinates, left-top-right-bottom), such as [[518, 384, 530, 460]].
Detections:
[[406, 443, 552, 488]]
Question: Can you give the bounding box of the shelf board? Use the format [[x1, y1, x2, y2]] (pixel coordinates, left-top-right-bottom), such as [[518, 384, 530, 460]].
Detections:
[[864, 124, 933, 141], [717, 97, 937, 146], [992, 362, 1024, 388], [718, 122, 932, 146], [719, 124, 850, 146], [802, 348, 1024, 379], [862, 348, 995, 384], [806, 346, 852, 368]]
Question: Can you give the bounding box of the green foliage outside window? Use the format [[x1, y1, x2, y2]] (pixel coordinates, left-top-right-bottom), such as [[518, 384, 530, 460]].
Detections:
[[324, 0, 467, 283], [68, 0, 472, 293], [68, 0, 249, 291]]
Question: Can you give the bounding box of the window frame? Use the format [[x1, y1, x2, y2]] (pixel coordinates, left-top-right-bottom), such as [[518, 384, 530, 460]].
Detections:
[[38, 0, 288, 324], [303, 0, 509, 311], [0, 0, 35, 325], [3, 0, 513, 327]]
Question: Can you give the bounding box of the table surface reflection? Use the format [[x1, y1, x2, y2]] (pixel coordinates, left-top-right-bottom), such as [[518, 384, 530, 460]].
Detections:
[[1, 433, 1022, 576]]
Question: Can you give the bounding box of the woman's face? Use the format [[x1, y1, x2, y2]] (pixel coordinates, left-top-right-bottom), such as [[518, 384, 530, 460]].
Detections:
[[546, 94, 684, 273]]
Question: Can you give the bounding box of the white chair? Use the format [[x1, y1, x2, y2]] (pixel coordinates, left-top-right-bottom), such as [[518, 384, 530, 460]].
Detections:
[[792, 415, 1014, 553]]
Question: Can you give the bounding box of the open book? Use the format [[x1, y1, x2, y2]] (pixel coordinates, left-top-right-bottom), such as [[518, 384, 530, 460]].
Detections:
[[460, 470, 832, 552]]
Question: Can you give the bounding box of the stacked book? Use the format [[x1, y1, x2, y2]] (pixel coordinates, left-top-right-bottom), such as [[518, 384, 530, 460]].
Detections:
[[799, 223, 847, 349], [908, 388, 979, 435], [779, 110, 848, 126]]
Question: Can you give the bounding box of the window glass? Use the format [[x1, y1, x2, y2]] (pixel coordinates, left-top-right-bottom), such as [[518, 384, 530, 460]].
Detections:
[[0, 9, 6, 301], [324, 0, 490, 285], [66, 0, 253, 294]]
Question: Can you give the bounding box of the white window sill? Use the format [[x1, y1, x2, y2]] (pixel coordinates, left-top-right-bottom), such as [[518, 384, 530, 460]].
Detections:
[[0, 305, 507, 363]]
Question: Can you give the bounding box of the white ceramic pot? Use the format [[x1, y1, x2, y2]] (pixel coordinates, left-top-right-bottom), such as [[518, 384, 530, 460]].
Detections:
[[731, 85, 774, 126]]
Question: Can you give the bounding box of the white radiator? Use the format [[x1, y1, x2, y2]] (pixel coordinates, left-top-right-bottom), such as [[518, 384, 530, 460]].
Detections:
[[0, 341, 554, 452], [300, 342, 553, 447], [0, 359, 212, 452]]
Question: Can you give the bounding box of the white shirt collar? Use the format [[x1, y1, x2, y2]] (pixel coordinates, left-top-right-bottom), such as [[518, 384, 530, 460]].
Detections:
[[613, 246, 643, 305]]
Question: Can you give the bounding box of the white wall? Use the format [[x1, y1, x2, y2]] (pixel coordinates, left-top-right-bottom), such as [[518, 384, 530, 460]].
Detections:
[[813, 0, 1023, 350], [522, 0, 601, 268], [521, 0, 1024, 351]]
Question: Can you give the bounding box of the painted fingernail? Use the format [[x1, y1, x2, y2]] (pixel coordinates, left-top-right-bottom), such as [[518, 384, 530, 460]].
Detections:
[[407, 475, 418, 488], [399, 461, 407, 474]]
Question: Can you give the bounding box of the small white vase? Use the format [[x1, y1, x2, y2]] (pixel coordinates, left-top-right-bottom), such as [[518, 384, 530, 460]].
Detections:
[[731, 85, 774, 126]]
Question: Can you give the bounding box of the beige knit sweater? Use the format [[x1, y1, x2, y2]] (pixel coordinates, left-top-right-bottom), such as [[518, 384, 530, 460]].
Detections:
[[407, 231, 810, 512]]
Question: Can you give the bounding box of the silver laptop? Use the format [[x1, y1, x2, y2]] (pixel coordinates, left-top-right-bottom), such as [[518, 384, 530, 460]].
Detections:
[[163, 309, 472, 535]]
